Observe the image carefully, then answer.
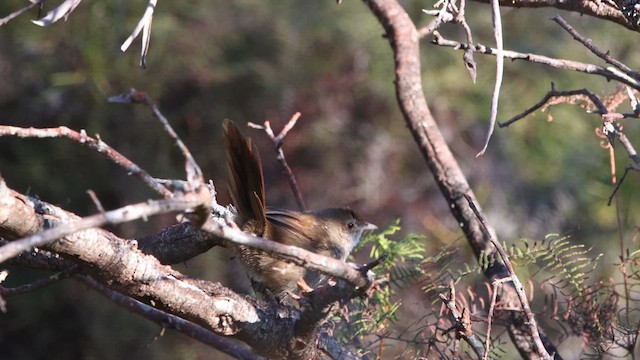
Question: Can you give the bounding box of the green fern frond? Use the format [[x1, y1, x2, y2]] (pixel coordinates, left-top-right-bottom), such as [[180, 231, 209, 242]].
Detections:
[[494, 235, 601, 298], [337, 221, 429, 355], [389, 265, 423, 289]]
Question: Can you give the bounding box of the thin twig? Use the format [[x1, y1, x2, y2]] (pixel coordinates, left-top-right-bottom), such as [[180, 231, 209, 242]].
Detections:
[[76, 275, 263, 360], [31, 0, 81, 27], [552, 15, 640, 81], [248, 112, 306, 211], [0, 0, 43, 26], [438, 281, 485, 358], [502, 84, 640, 205], [625, 86, 640, 113], [464, 194, 552, 359], [0, 125, 173, 198], [420, 0, 456, 37], [484, 277, 510, 360], [202, 220, 372, 290], [616, 131, 640, 166], [108, 89, 204, 190], [119, 0, 158, 68], [608, 166, 639, 205], [431, 32, 640, 90], [86, 190, 105, 213], [358, 254, 388, 273], [2, 239, 74, 272], [422, 0, 478, 82], [609, 138, 632, 326], [499, 84, 608, 127], [476, 0, 504, 157], [457, 0, 477, 83], [0, 267, 77, 296]]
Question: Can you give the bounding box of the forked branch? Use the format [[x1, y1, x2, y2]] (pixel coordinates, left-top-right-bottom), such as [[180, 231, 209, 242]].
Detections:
[[249, 112, 306, 211]]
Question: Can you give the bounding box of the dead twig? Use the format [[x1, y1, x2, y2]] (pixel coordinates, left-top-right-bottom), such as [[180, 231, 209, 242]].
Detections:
[[0, 0, 43, 26], [0, 267, 77, 296], [248, 112, 306, 211], [420, 0, 458, 37], [432, 32, 640, 90], [421, 0, 477, 82], [608, 166, 640, 206], [86, 190, 105, 213], [108, 89, 205, 191], [119, 0, 157, 68], [438, 281, 485, 358], [552, 15, 640, 81], [499, 83, 607, 127], [476, 0, 504, 157], [484, 277, 511, 360], [76, 275, 263, 360], [358, 254, 388, 273], [500, 84, 640, 205], [457, 0, 477, 83], [202, 219, 372, 290], [465, 194, 552, 359], [0, 125, 173, 198]]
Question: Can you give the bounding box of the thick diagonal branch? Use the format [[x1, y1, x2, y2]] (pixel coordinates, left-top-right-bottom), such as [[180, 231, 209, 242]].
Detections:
[[0, 177, 368, 358], [362, 0, 558, 358]]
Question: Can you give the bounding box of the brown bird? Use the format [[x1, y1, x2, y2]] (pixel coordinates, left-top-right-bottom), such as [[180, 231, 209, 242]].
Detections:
[[223, 120, 376, 299]]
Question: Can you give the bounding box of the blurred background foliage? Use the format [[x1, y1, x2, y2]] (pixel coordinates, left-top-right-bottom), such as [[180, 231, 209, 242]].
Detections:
[[1, 0, 639, 358]]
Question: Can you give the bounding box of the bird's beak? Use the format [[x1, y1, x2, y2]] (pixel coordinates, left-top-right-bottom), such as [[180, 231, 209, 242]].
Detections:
[[360, 222, 377, 232]]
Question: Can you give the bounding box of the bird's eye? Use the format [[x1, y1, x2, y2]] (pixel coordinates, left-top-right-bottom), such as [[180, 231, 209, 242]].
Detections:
[[347, 221, 355, 229]]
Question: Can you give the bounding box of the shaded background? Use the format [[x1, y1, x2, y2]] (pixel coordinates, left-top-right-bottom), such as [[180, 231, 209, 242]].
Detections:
[[1, 0, 639, 358]]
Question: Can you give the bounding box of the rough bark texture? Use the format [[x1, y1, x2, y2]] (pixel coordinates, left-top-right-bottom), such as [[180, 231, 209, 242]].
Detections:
[[473, 0, 635, 31], [136, 222, 223, 264], [362, 0, 561, 358], [0, 180, 355, 359]]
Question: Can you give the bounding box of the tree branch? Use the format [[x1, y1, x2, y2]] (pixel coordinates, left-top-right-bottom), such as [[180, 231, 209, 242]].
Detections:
[[430, 32, 640, 90], [499, 84, 608, 127], [362, 0, 560, 357], [248, 113, 307, 211], [552, 15, 640, 81], [0, 177, 370, 358], [0, 179, 212, 264], [0, 125, 173, 198], [466, 194, 551, 359], [76, 275, 263, 360], [108, 89, 205, 190], [470, 0, 635, 31], [202, 219, 373, 290], [136, 222, 224, 265]]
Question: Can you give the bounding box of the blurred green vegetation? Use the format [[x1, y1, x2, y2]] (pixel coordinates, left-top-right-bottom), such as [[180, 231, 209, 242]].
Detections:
[[1, 0, 640, 358]]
